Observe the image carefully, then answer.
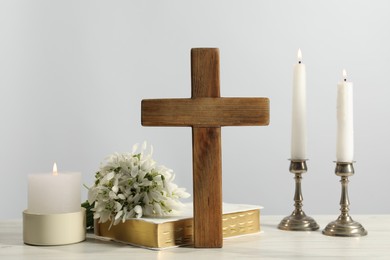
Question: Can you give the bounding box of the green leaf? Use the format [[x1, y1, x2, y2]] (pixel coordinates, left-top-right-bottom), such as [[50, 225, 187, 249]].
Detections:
[[81, 200, 95, 231]]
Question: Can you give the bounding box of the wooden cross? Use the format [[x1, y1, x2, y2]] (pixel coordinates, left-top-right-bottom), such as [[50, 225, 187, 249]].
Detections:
[[141, 48, 269, 248]]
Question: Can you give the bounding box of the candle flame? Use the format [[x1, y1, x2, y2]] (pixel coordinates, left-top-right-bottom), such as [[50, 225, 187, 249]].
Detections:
[[297, 48, 302, 63], [342, 69, 347, 81], [53, 163, 58, 176]]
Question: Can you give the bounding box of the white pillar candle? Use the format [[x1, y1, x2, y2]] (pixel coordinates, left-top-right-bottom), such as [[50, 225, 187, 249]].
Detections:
[[28, 163, 81, 214], [336, 69, 354, 162], [291, 48, 307, 160]]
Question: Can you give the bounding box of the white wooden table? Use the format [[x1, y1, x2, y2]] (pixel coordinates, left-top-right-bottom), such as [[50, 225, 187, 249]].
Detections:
[[1, 215, 389, 259]]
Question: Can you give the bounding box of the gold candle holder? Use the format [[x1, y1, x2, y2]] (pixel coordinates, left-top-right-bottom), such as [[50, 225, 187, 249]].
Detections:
[[323, 162, 367, 237], [278, 159, 319, 231], [23, 208, 86, 245]]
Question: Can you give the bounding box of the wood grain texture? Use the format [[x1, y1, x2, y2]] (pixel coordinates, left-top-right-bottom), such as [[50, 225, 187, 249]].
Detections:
[[192, 127, 222, 248], [141, 97, 270, 127], [140, 48, 270, 248], [191, 48, 220, 98], [191, 48, 222, 248]]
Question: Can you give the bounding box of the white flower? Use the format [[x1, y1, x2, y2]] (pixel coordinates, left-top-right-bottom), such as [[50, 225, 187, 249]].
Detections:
[[134, 205, 142, 218], [87, 142, 190, 227]]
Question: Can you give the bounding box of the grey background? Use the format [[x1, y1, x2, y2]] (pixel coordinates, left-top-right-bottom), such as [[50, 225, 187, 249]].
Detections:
[[1, 0, 389, 219]]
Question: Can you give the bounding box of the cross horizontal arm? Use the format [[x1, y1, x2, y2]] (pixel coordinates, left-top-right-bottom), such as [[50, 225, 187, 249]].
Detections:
[[141, 97, 269, 127]]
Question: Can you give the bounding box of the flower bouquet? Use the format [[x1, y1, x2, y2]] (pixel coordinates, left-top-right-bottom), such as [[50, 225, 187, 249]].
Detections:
[[87, 142, 190, 229]]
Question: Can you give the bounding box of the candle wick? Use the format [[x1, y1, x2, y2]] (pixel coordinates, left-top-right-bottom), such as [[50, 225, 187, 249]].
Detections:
[[344, 78, 347, 82], [298, 61, 301, 64]]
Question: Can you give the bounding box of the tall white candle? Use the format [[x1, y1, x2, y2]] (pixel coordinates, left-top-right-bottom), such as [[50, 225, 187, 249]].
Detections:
[[28, 163, 81, 214], [336, 69, 354, 162], [291, 48, 307, 160]]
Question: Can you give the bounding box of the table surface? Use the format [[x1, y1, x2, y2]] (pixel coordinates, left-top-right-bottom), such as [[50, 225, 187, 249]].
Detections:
[[1, 215, 389, 259]]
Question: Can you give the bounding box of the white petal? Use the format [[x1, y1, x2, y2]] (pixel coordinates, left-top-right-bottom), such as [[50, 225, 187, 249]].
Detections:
[[109, 191, 117, 199], [132, 143, 139, 154], [106, 171, 115, 181], [113, 217, 121, 226], [143, 193, 150, 204], [99, 211, 111, 223], [154, 203, 162, 215], [88, 189, 97, 204], [131, 167, 138, 177], [115, 210, 123, 220], [143, 205, 153, 216], [174, 188, 191, 199], [134, 205, 143, 218], [133, 193, 141, 203], [115, 201, 122, 211]]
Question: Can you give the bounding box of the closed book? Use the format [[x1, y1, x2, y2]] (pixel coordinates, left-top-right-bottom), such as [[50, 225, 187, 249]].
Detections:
[[94, 203, 262, 249]]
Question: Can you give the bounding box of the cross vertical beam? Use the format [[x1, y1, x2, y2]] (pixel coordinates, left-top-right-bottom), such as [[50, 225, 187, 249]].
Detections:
[[191, 48, 223, 248]]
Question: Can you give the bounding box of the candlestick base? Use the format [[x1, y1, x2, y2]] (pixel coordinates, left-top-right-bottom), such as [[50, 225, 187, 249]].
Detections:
[[278, 160, 319, 231], [322, 216, 367, 237], [278, 212, 319, 231], [23, 208, 86, 246], [322, 162, 367, 237]]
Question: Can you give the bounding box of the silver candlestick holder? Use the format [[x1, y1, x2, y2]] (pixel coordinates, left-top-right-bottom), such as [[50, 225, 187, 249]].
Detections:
[[322, 162, 367, 237], [278, 159, 319, 231]]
